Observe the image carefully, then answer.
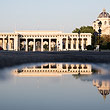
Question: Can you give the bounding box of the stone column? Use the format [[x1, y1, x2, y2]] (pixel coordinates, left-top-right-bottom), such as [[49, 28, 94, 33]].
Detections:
[[33, 39, 36, 51], [3, 38, 5, 50], [66, 38, 68, 50], [60, 38, 63, 51], [82, 38, 84, 50], [12, 39, 14, 50], [18, 37, 20, 51], [56, 39, 58, 51], [76, 38, 79, 50], [49, 39, 51, 51], [4, 38, 6, 50], [14, 38, 17, 51], [8, 37, 10, 50], [26, 39, 28, 51], [41, 39, 43, 51], [15, 36, 18, 51], [71, 38, 73, 50]]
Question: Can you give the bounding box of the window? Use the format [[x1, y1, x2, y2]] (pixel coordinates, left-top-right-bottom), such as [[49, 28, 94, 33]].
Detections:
[[104, 21, 107, 25], [63, 64, 66, 69]]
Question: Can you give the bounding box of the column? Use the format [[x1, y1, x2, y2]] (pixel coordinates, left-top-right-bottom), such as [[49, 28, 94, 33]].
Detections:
[[56, 39, 58, 51], [3, 38, 5, 50], [12, 39, 14, 50], [18, 37, 20, 51], [49, 39, 51, 51], [66, 38, 68, 50], [41, 39, 43, 51], [8, 37, 10, 50], [71, 38, 73, 50], [14, 38, 16, 51], [60, 38, 63, 51], [76, 38, 79, 50], [33, 39, 36, 51], [26, 39, 28, 51], [82, 38, 84, 50], [17, 36, 19, 51], [4, 38, 6, 50]]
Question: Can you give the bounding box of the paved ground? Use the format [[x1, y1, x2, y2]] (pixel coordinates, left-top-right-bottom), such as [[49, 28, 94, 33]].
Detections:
[[0, 50, 110, 68]]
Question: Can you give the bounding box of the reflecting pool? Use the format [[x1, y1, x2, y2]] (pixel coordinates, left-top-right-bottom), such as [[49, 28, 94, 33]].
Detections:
[[0, 63, 110, 110]]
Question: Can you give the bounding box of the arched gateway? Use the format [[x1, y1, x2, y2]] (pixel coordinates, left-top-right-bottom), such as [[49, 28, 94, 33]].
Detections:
[[0, 30, 91, 51]]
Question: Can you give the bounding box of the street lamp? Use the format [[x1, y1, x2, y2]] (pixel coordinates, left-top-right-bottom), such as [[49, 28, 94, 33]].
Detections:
[[78, 30, 81, 51], [93, 31, 98, 48], [98, 21, 102, 52]]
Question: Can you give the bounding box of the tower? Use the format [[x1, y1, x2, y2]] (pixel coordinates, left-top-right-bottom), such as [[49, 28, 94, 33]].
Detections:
[[93, 9, 110, 35]]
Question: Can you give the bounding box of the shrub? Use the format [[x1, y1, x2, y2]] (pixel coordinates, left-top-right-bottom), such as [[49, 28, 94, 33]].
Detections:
[[86, 45, 94, 50]]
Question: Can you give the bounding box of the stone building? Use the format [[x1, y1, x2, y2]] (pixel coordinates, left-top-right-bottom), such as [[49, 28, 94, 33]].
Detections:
[[0, 30, 91, 51], [93, 9, 110, 35]]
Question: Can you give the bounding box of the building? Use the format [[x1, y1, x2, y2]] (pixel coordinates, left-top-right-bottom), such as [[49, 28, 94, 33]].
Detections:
[[0, 30, 91, 51], [93, 9, 110, 35]]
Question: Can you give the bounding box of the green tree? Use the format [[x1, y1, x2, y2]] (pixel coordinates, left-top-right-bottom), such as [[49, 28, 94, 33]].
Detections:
[[72, 26, 98, 48], [100, 35, 110, 50], [72, 26, 95, 34]]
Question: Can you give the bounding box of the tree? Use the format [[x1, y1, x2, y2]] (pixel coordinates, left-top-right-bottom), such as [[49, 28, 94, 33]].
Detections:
[[72, 26, 98, 48], [100, 35, 110, 50], [72, 26, 95, 34]]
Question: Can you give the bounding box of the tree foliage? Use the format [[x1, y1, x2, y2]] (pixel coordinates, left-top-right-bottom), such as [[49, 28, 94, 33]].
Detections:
[[72, 26, 95, 34], [72, 26, 110, 50], [72, 26, 97, 48], [100, 35, 110, 49]]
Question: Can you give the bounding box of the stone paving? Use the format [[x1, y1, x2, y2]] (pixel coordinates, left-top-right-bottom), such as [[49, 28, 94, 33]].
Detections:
[[0, 50, 110, 68]]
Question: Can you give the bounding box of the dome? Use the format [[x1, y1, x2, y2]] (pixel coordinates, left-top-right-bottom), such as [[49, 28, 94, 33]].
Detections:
[[98, 89, 110, 96], [98, 9, 110, 18], [98, 89, 110, 100]]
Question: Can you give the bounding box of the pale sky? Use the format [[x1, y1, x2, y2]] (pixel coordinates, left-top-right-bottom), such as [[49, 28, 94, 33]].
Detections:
[[0, 0, 110, 33]]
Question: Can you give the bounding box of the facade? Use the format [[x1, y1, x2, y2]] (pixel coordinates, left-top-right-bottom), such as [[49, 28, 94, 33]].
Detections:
[[93, 9, 110, 35], [0, 30, 91, 51]]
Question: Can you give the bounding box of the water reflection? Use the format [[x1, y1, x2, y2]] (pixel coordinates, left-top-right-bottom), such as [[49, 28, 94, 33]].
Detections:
[[12, 63, 92, 77], [12, 63, 110, 100], [93, 80, 110, 100]]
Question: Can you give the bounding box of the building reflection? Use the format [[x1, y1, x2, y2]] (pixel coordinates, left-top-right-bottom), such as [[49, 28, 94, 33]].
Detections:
[[12, 63, 92, 77], [93, 80, 110, 100], [12, 63, 110, 100]]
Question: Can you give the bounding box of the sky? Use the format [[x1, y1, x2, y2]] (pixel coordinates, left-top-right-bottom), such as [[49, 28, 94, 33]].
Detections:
[[0, 0, 110, 33]]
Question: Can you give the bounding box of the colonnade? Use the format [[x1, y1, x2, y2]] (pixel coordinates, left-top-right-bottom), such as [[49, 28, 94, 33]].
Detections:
[[13, 63, 92, 76], [0, 37, 17, 51], [0, 31, 91, 51], [19, 38, 88, 52]]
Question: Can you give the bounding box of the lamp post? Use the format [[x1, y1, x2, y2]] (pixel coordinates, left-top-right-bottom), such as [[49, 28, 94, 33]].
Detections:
[[78, 30, 81, 51], [98, 21, 102, 52], [93, 32, 98, 48]]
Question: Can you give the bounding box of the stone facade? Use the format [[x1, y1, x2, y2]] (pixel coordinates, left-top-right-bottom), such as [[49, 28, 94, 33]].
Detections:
[[93, 9, 110, 35], [0, 30, 91, 51]]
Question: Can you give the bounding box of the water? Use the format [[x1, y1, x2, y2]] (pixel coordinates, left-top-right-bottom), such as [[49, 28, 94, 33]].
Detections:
[[0, 63, 110, 110]]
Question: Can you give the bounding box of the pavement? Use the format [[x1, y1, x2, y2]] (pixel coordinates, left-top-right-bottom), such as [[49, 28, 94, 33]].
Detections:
[[0, 50, 110, 68]]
